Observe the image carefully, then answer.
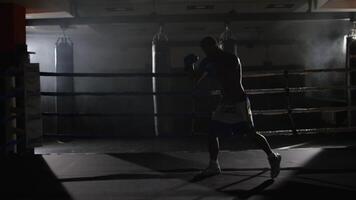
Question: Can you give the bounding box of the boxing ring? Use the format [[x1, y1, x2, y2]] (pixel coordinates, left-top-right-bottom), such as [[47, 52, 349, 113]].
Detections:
[[3, 68, 356, 134], [35, 67, 356, 137]]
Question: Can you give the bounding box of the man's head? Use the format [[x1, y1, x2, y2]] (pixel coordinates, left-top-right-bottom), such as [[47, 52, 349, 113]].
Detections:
[[200, 36, 219, 56]]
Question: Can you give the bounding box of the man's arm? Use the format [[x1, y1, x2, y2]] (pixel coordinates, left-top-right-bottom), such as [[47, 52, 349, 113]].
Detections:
[[196, 71, 208, 86], [186, 65, 208, 87], [184, 54, 208, 86], [234, 55, 243, 86]]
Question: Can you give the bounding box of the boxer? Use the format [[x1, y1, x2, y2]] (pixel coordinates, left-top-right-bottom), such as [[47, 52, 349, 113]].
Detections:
[[184, 36, 281, 179]]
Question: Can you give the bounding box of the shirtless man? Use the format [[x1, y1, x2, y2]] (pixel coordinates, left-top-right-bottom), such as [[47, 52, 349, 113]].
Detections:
[[184, 36, 281, 179]]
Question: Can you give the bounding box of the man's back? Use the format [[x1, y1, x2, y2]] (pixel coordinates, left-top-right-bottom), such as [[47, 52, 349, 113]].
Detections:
[[202, 50, 245, 103]]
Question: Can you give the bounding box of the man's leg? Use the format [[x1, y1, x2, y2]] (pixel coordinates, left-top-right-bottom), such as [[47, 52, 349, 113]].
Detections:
[[195, 121, 224, 178], [208, 120, 230, 166], [243, 98, 282, 178], [246, 128, 273, 156], [208, 135, 219, 162], [245, 127, 281, 179]]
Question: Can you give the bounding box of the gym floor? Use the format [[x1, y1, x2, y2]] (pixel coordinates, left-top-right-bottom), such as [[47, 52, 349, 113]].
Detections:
[[3, 134, 356, 200]]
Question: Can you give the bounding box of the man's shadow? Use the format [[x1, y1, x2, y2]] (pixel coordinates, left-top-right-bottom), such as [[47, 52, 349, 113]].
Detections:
[[190, 168, 274, 199], [220, 179, 274, 199]]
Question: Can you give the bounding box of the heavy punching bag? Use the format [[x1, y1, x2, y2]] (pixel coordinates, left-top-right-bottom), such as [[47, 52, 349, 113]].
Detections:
[[55, 36, 76, 134], [152, 26, 172, 136], [219, 25, 238, 56]]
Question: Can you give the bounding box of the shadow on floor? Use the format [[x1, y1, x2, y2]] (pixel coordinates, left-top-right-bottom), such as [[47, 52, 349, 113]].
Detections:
[[108, 152, 206, 173], [0, 155, 72, 200], [266, 148, 356, 200], [263, 180, 356, 200], [221, 179, 275, 200], [60, 173, 185, 182]]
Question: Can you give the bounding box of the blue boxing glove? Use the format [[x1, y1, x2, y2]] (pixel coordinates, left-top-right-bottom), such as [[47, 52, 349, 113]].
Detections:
[[184, 54, 199, 72]]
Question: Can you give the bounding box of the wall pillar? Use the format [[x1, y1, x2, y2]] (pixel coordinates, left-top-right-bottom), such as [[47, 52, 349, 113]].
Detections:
[[0, 3, 26, 154]]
